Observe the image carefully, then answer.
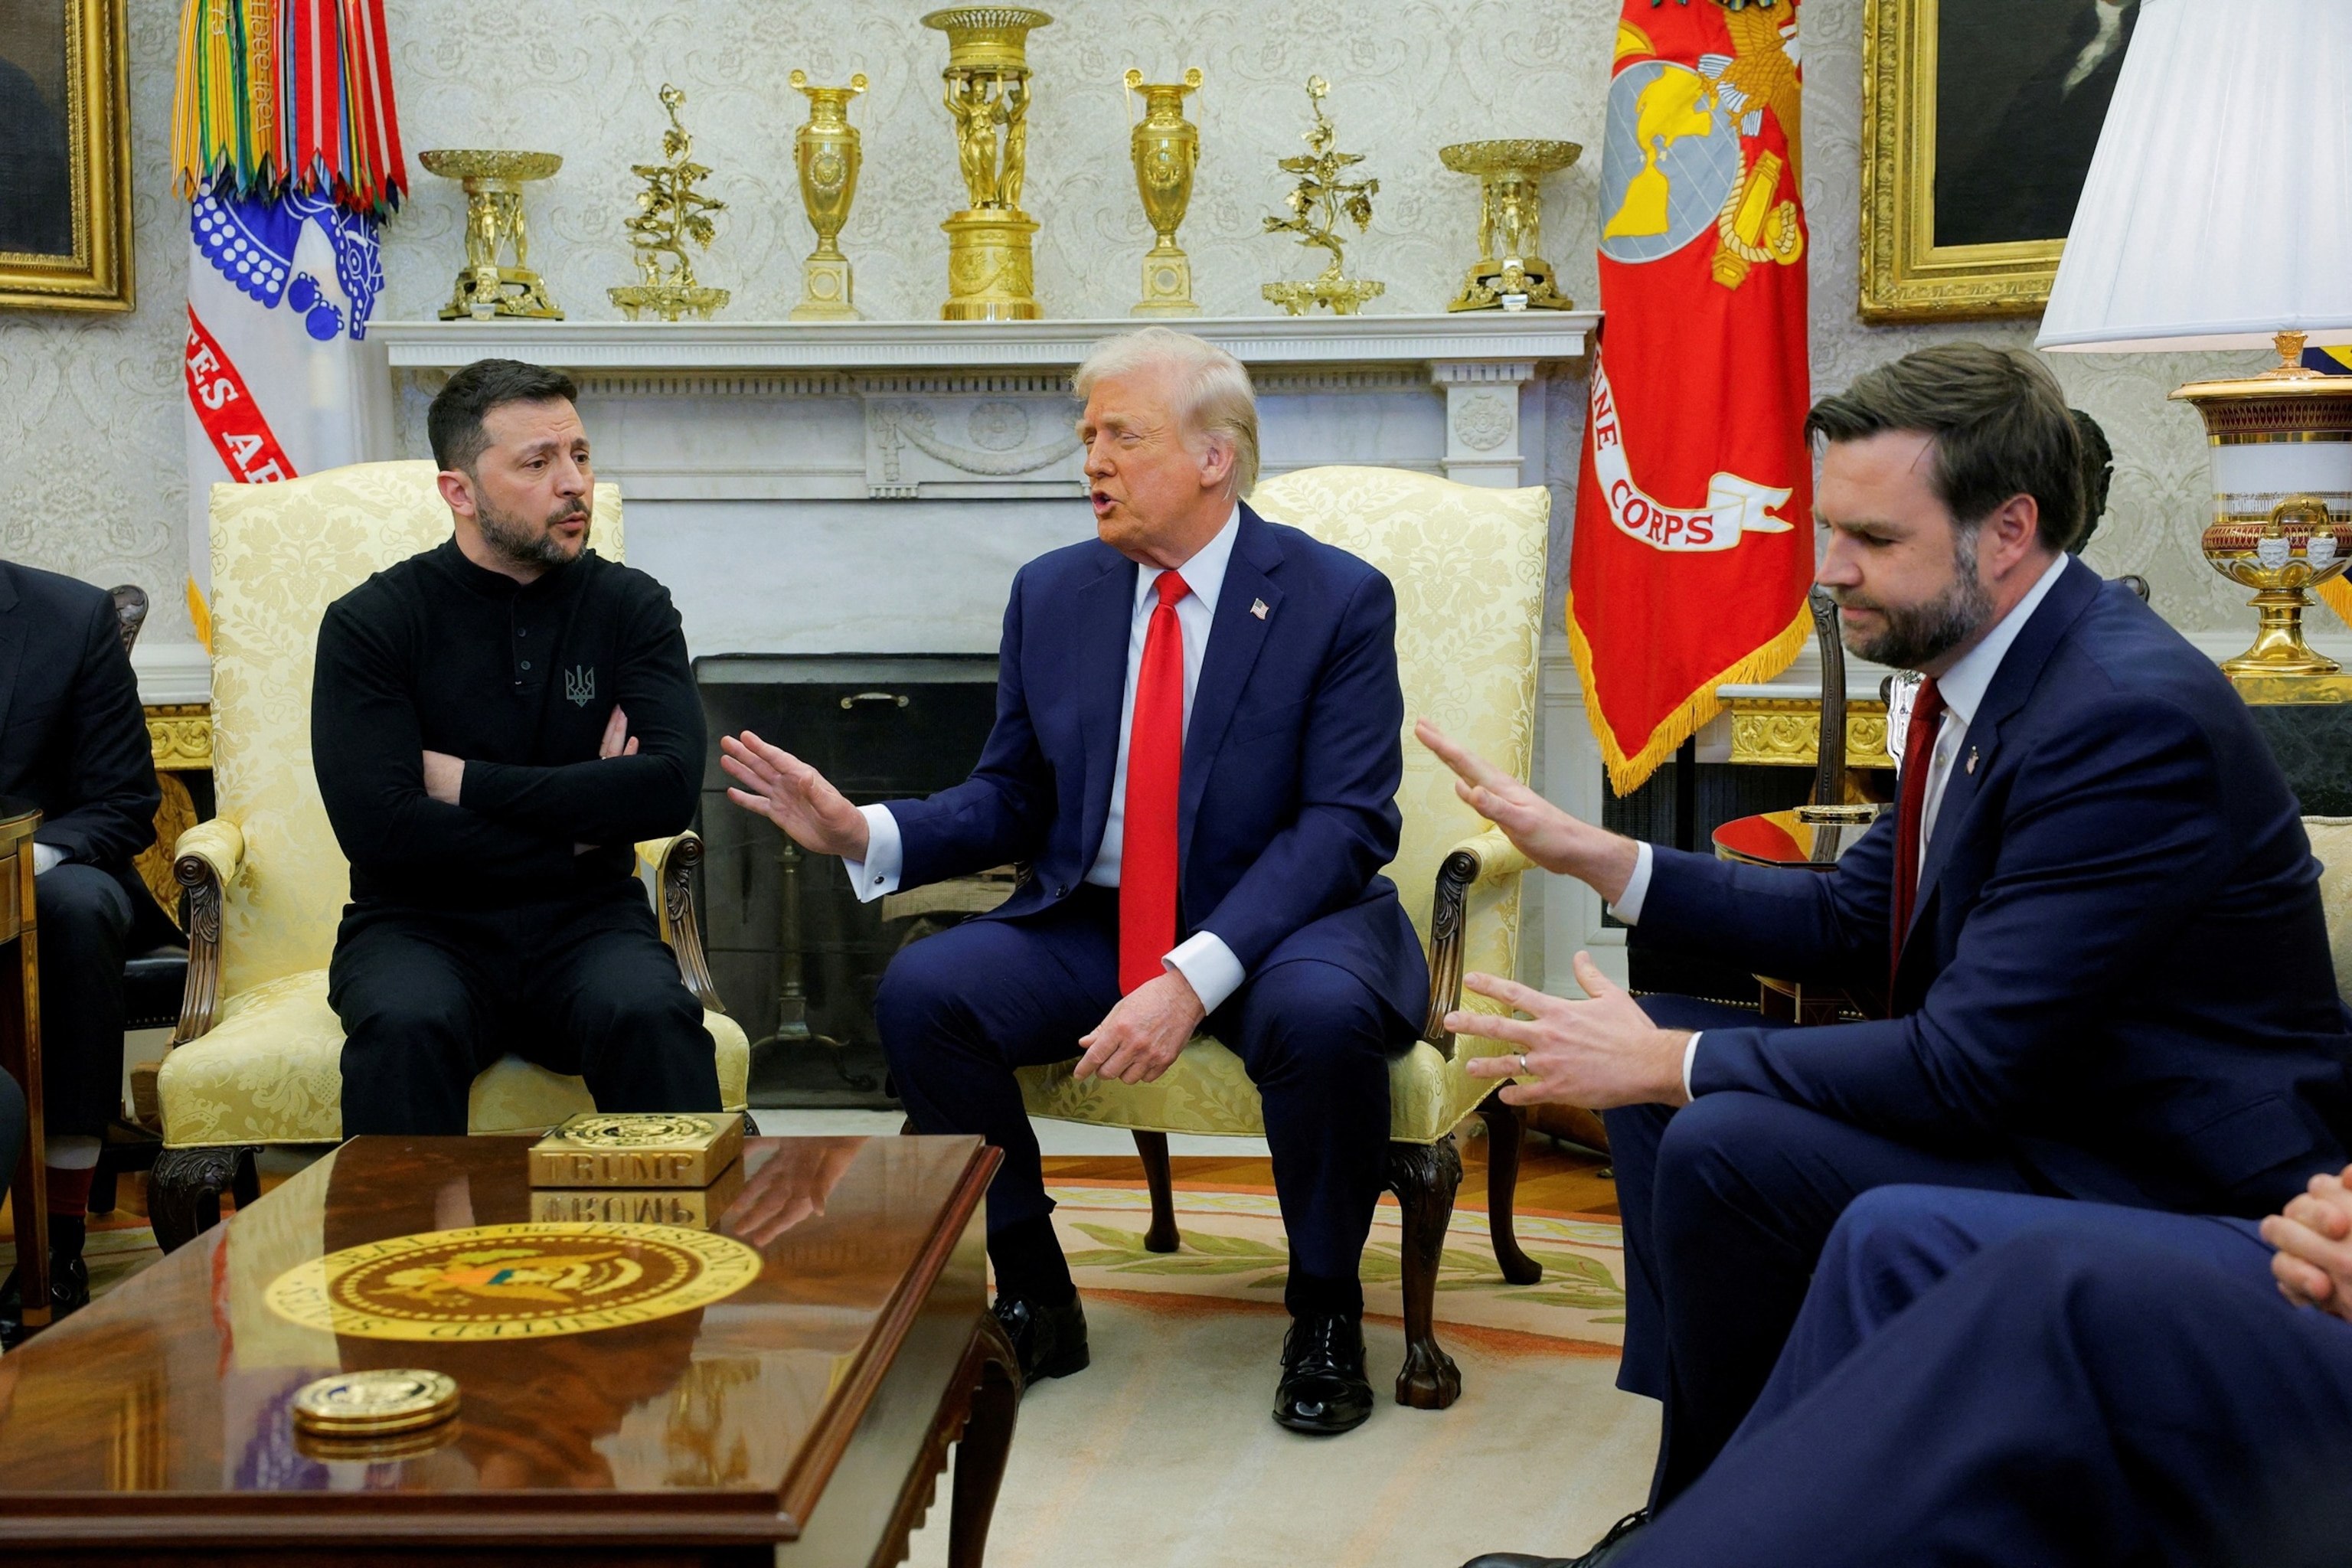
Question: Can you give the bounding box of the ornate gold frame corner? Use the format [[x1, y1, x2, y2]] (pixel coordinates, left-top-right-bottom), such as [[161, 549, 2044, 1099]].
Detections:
[[0, 0, 135, 314], [1859, 0, 2060, 325]]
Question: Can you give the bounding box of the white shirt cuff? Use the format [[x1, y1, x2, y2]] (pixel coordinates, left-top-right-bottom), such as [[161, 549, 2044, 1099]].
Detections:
[[1683, 1031, 1702, 1099], [1167, 930, 1246, 1016], [841, 804, 903, 903], [30, 844, 63, 877], [1609, 841, 1655, 925]]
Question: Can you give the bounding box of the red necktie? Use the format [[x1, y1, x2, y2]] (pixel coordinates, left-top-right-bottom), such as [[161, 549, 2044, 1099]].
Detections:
[[1119, 571, 1190, 994], [1889, 676, 1947, 998]]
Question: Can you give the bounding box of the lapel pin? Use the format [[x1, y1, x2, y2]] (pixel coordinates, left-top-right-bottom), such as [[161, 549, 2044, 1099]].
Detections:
[[1250, 598, 1269, 620], [1965, 747, 1978, 776]]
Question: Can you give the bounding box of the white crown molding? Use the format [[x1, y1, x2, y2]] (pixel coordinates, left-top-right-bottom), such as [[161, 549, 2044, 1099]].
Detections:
[[370, 312, 1600, 373], [130, 641, 212, 705]]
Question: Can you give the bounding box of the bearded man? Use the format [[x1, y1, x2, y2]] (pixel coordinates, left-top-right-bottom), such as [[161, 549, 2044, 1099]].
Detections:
[[1423, 344, 2352, 1565], [312, 358, 720, 1135]]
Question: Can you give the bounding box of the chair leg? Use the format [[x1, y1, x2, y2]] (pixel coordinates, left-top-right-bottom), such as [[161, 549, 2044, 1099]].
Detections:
[[88, 1149, 119, 1217], [1386, 1135, 1464, 1410], [1475, 1092, 1544, 1285], [230, 1147, 260, 1210], [1132, 1130, 1181, 1253], [148, 1146, 255, 1253]]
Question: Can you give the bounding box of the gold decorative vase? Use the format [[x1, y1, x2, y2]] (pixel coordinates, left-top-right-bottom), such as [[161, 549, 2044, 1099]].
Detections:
[[1439, 139, 1580, 312], [419, 150, 564, 321], [1125, 67, 1203, 318], [789, 70, 868, 322], [2174, 333, 2352, 704], [923, 6, 1053, 322]]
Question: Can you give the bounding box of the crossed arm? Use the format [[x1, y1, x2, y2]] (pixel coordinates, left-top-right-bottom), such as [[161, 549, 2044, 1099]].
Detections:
[[2265, 1165, 2352, 1325]]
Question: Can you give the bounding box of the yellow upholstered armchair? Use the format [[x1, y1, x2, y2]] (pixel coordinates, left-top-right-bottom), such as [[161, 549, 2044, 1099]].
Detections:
[[1014, 466, 1550, 1410], [149, 461, 748, 1250]]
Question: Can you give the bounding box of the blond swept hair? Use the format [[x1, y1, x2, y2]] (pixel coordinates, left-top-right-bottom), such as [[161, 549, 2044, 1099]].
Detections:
[[1071, 327, 1260, 498]]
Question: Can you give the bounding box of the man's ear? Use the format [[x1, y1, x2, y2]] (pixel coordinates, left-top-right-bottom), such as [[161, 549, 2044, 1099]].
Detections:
[[1199, 433, 1235, 496], [436, 469, 478, 519], [1984, 492, 2043, 575]]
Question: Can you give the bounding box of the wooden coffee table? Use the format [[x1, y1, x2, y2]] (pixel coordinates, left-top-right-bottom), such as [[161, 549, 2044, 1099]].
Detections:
[[0, 1134, 1018, 1566]]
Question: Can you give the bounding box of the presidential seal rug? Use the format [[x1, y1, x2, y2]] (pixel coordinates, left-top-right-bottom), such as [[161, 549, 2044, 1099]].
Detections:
[[1041, 1181, 1628, 1353]]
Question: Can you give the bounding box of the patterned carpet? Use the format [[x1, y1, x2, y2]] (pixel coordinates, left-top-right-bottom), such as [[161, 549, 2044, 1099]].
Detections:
[[905, 1178, 1654, 1568]]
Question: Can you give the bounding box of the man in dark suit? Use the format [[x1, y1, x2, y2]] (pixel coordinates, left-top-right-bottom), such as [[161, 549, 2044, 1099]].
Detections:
[[1429, 344, 2352, 1562], [723, 327, 1426, 1435], [1583, 1176, 2352, 1568], [0, 562, 162, 1329]]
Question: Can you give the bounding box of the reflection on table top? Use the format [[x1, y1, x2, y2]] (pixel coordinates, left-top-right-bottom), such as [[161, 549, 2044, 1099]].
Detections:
[[1713, 807, 1880, 870], [0, 1133, 991, 1527]]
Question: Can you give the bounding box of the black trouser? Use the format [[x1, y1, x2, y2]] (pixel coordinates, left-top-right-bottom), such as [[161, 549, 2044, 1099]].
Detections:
[[36, 864, 134, 1139], [328, 882, 723, 1137], [876, 885, 1414, 1318]]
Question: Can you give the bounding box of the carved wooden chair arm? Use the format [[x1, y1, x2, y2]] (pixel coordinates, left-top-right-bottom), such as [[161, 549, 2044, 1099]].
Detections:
[[637, 831, 726, 1014], [169, 818, 246, 1047], [1423, 826, 1534, 1057]]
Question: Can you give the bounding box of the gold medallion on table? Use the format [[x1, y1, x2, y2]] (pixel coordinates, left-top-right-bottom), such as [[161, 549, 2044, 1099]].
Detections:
[[291, 1368, 460, 1436], [265, 1223, 761, 1342]]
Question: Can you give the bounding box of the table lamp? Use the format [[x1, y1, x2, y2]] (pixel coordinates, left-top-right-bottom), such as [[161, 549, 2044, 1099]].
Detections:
[[2037, 0, 2352, 701]]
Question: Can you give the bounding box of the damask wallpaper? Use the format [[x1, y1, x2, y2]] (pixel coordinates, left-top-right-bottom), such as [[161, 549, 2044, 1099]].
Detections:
[[0, 0, 2275, 650]]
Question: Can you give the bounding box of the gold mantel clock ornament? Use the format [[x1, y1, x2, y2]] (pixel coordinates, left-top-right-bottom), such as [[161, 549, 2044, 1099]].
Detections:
[[1261, 77, 1383, 317], [1125, 67, 1204, 318], [609, 85, 730, 322], [2174, 334, 2352, 704], [419, 150, 564, 321], [923, 7, 1054, 322], [789, 70, 869, 322], [1439, 140, 1579, 312]]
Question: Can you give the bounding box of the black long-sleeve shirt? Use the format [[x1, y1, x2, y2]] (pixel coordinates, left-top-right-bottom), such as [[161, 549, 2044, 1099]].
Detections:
[[312, 538, 704, 909]]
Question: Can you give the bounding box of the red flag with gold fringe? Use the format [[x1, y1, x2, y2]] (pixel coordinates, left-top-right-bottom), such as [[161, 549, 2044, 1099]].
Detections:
[[1567, 0, 1815, 793]]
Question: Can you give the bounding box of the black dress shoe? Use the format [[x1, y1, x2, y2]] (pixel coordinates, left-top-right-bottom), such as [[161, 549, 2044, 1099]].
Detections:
[[1272, 1312, 1374, 1435], [1459, 1510, 1650, 1568], [0, 1253, 92, 1348], [992, 1292, 1089, 1387]]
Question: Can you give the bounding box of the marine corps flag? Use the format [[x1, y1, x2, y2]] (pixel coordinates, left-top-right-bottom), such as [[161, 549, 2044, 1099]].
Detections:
[[1568, 0, 1815, 792]]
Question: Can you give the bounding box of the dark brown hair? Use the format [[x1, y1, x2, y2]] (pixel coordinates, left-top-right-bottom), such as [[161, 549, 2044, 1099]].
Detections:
[[1805, 344, 2082, 552], [428, 358, 579, 474]]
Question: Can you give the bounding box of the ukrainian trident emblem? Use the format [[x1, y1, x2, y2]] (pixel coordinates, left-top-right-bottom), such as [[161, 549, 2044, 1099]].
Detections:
[[565, 665, 596, 707]]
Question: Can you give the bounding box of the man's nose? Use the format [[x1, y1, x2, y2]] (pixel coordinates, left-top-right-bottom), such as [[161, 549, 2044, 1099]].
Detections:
[[1083, 439, 1112, 480], [1815, 534, 1860, 587], [554, 454, 590, 495]]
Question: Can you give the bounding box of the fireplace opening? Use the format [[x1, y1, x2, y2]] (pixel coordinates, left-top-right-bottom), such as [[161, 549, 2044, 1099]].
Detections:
[[694, 654, 1004, 1109]]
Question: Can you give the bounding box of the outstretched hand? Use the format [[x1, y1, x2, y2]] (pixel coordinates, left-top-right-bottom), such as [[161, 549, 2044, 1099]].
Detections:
[[719, 730, 871, 861], [1415, 719, 1638, 902], [1455, 952, 1691, 1109]]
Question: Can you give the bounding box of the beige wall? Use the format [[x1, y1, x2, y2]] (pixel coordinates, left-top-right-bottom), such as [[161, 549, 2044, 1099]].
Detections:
[[0, 0, 2275, 649]]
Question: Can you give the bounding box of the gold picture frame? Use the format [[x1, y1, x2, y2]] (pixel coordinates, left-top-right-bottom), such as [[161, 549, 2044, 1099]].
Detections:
[[0, 0, 134, 312], [1860, 0, 2135, 323]]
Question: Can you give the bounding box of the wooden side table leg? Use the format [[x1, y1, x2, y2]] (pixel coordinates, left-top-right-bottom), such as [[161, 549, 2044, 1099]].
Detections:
[[0, 915, 47, 1328], [946, 1309, 1021, 1568]]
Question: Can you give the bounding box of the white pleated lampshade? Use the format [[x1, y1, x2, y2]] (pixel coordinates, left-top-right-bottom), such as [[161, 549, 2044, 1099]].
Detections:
[[2038, 0, 2352, 354]]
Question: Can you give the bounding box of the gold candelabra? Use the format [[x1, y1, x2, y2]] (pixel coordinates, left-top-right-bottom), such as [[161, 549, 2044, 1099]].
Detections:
[[1439, 139, 1580, 312], [789, 70, 869, 321], [923, 6, 1054, 321], [419, 149, 564, 321], [1261, 77, 1382, 316], [1125, 67, 1203, 317], [609, 85, 729, 322]]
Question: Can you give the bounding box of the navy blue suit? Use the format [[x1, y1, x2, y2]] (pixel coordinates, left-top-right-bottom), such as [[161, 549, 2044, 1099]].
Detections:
[[1605, 557, 2352, 1499], [875, 505, 1427, 1308], [1617, 1186, 2352, 1568]]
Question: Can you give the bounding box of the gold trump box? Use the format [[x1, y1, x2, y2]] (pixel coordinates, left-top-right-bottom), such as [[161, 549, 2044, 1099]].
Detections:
[[531, 1158, 748, 1230], [528, 1112, 744, 1190]]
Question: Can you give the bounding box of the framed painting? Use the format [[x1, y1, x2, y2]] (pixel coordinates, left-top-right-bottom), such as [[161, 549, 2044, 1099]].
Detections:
[[1860, 0, 2138, 322], [0, 0, 132, 312]]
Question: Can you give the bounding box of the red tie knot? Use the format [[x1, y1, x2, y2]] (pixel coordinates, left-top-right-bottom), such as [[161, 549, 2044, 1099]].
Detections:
[[1155, 570, 1191, 609]]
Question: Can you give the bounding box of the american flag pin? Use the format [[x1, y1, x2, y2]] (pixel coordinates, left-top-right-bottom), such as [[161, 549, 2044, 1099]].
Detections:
[[1965, 747, 1978, 775], [1251, 598, 1269, 619]]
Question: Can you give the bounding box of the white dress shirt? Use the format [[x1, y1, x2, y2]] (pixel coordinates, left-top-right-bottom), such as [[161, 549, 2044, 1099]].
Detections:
[[843, 506, 1250, 1013], [1615, 552, 2073, 1097]]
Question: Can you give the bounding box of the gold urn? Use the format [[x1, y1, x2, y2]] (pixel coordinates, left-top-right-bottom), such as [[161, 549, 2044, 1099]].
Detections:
[[1438, 139, 1580, 312], [923, 6, 1054, 322], [419, 149, 564, 321], [2173, 335, 2352, 704], [789, 70, 868, 322], [1125, 67, 1203, 317]]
